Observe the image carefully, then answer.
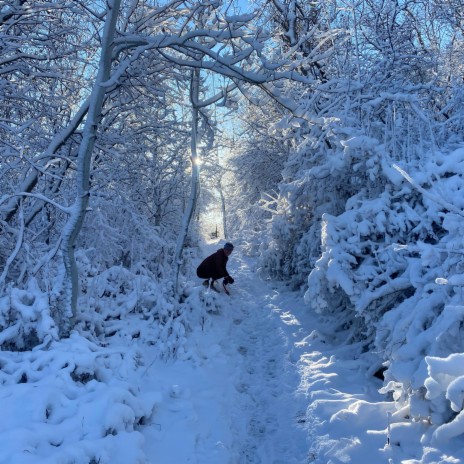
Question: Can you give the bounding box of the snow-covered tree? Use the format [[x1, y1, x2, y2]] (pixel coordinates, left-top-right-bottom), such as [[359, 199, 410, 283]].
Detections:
[[1, 0, 321, 334]]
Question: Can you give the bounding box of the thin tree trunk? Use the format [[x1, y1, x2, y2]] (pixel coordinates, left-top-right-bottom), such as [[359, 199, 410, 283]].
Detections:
[[174, 68, 201, 295], [218, 178, 228, 240], [0, 202, 24, 293], [60, 0, 121, 334]]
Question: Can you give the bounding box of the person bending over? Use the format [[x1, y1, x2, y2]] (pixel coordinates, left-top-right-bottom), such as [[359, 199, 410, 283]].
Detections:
[[196, 242, 235, 290]]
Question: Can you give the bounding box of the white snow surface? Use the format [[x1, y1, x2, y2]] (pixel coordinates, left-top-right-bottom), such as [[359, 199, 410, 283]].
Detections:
[[1, 242, 464, 463]]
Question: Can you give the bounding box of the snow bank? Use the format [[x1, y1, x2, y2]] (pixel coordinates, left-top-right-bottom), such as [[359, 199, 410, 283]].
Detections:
[[0, 332, 161, 463], [0, 264, 216, 463], [303, 146, 464, 446]]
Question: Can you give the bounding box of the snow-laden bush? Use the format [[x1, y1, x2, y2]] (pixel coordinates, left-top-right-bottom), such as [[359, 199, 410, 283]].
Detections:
[[0, 258, 215, 462], [0, 279, 58, 350], [306, 181, 436, 343], [307, 146, 464, 434], [78, 194, 174, 279], [0, 253, 191, 360], [77, 263, 189, 360], [181, 284, 220, 329], [0, 332, 161, 464], [259, 121, 389, 289], [425, 352, 464, 443]]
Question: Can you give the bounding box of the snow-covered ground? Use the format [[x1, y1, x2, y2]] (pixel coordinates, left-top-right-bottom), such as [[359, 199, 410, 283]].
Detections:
[[140, 246, 308, 463], [139, 243, 464, 463], [1, 242, 464, 463]]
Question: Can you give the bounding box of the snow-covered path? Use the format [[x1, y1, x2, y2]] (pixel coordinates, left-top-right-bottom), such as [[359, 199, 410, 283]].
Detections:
[[140, 249, 309, 463], [140, 244, 464, 464], [221, 259, 308, 463]]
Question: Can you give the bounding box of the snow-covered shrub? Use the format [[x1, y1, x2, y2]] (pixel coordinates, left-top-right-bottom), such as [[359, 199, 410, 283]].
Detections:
[[181, 285, 219, 329], [375, 150, 464, 426], [0, 332, 161, 464], [79, 194, 174, 278], [425, 353, 464, 442], [0, 247, 197, 359], [307, 146, 464, 434], [0, 279, 58, 351], [77, 265, 188, 360], [306, 177, 437, 341], [259, 116, 391, 290]]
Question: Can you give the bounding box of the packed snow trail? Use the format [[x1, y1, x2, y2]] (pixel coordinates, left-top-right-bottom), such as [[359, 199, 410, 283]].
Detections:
[[219, 258, 308, 463], [140, 247, 308, 463]]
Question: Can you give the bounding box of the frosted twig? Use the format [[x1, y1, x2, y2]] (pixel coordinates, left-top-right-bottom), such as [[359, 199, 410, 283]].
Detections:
[[0, 192, 71, 214]]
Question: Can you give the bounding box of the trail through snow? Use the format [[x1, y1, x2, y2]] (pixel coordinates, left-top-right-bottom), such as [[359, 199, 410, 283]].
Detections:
[[138, 244, 464, 464], [220, 257, 308, 463], [140, 248, 309, 463]]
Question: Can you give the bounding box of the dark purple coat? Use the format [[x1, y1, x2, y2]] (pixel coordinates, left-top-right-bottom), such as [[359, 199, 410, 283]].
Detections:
[[196, 249, 230, 280]]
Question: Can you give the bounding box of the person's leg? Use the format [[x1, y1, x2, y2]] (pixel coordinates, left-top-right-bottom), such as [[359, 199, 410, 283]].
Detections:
[[197, 267, 211, 287], [197, 268, 208, 278], [209, 279, 220, 292]]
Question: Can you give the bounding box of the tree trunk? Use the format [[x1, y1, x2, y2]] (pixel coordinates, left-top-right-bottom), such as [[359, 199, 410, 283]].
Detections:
[[174, 68, 201, 295], [218, 178, 228, 240], [60, 0, 121, 334]]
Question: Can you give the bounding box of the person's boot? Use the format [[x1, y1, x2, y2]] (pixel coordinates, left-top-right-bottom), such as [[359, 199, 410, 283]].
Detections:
[[209, 280, 220, 293], [202, 279, 210, 287]]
